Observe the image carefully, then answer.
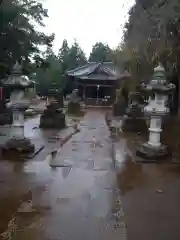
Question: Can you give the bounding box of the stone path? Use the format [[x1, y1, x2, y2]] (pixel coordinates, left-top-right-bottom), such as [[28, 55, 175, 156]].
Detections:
[[1, 110, 126, 240]]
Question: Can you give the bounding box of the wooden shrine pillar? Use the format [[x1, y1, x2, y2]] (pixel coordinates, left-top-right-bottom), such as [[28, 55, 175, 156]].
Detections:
[[83, 85, 86, 100]]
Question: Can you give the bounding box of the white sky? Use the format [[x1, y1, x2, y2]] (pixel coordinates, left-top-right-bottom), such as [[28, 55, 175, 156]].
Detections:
[[42, 0, 135, 57]]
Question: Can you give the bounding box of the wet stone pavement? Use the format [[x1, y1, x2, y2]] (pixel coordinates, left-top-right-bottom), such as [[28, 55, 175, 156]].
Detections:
[[114, 136, 180, 240], [1, 111, 180, 240], [0, 111, 127, 240]]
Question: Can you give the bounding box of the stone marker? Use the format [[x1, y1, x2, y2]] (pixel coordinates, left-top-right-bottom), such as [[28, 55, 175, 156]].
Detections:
[[112, 88, 128, 117], [123, 91, 147, 132], [40, 88, 65, 129], [67, 89, 81, 115]]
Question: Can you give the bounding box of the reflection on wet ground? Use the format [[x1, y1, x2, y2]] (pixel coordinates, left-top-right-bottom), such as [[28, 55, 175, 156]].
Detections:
[[1, 112, 180, 239], [114, 129, 180, 240], [0, 115, 77, 237], [0, 111, 126, 240]]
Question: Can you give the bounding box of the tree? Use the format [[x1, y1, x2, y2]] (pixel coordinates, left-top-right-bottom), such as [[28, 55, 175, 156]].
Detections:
[[35, 47, 66, 96], [58, 39, 70, 73], [58, 39, 87, 71], [0, 0, 54, 77], [67, 41, 87, 70], [122, 0, 180, 113], [124, 0, 180, 72], [89, 42, 113, 62]]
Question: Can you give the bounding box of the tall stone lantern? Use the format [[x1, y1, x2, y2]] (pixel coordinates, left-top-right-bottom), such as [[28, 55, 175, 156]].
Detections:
[[136, 64, 175, 160], [3, 62, 35, 153]]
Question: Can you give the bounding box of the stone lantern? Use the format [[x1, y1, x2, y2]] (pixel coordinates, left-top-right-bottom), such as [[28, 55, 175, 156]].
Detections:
[[39, 88, 65, 129], [136, 64, 175, 160], [3, 62, 35, 153], [123, 91, 147, 132], [67, 89, 81, 114]]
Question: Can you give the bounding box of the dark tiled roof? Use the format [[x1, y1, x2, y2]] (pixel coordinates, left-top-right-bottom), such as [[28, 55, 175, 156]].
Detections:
[[67, 62, 98, 77], [66, 62, 130, 80]]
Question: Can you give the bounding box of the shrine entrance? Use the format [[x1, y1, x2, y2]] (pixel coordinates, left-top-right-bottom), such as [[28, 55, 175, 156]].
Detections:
[[85, 86, 111, 99], [80, 85, 114, 105]]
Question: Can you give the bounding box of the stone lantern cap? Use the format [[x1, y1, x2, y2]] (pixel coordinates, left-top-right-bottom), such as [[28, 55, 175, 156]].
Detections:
[[141, 64, 175, 93], [3, 62, 34, 88]]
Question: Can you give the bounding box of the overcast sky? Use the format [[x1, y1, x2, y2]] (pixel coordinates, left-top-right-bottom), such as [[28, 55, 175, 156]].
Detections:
[[42, 0, 135, 57]]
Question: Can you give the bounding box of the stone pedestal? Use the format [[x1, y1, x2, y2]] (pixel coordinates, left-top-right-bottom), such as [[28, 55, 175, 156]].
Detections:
[[4, 137, 35, 153], [148, 116, 162, 147], [40, 103, 66, 129], [136, 142, 170, 161], [136, 113, 171, 161], [10, 110, 25, 138], [123, 105, 147, 132], [3, 108, 35, 153]]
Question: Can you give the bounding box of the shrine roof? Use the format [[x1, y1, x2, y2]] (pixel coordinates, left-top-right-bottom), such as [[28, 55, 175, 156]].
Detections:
[[66, 62, 131, 80]]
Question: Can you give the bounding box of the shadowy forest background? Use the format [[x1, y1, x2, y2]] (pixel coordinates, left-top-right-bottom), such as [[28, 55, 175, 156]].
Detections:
[[0, 0, 180, 112]]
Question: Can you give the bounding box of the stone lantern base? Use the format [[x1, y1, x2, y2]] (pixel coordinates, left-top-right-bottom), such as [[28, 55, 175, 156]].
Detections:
[[3, 137, 35, 153], [136, 142, 171, 162]]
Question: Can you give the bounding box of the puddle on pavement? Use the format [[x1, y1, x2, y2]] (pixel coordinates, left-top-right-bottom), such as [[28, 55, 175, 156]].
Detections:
[[116, 154, 147, 195], [50, 168, 96, 200], [116, 148, 180, 195], [113, 129, 180, 196], [3, 112, 180, 239]]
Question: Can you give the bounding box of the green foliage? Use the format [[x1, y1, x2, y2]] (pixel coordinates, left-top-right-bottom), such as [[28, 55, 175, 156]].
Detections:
[[89, 42, 113, 62], [58, 39, 70, 72], [0, 0, 88, 95], [1, 0, 117, 97], [123, 0, 180, 75], [64, 41, 87, 70], [0, 0, 54, 77], [35, 40, 88, 96], [35, 51, 62, 96]]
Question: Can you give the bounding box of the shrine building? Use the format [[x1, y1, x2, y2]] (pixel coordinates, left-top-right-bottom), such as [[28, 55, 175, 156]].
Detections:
[[66, 62, 131, 105]]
